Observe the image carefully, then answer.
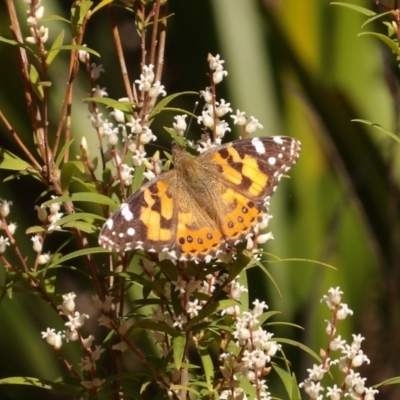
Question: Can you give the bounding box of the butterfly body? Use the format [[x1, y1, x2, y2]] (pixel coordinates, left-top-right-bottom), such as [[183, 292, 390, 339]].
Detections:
[[99, 136, 301, 261]]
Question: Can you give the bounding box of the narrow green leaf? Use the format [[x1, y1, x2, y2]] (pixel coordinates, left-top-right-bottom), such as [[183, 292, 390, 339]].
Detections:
[[49, 44, 100, 58], [63, 220, 98, 234], [26, 226, 46, 234], [330, 2, 376, 17], [92, 0, 114, 15], [60, 162, 84, 194], [134, 320, 178, 336], [150, 91, 198, 117], [352, 119, 400, 144], [71, 192, 118, 207], [361, 11, 393, 28], [272, 365, 295, 399], [28, 64, 44, 100], [199, 347, 214, 386], [173, 335, 186, 370], [186, 299, 239, 330], [82, 96, 134, 111], [0, 376, 80, 395], [51, 212, 105, 228], [358, 32, 400, 57], [275, 337, 322, 363], [46, 30, 64, 65], [55, 139, 75, 168], [48, 247, 109, 268], [0, 149, 31, 171]]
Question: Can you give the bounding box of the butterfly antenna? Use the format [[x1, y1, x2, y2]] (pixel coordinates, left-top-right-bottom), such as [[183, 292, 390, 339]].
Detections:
[[184, 101, 199, 138]]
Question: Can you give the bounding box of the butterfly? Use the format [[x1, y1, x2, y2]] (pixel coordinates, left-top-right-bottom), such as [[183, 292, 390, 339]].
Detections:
[[99, 136, 301, 262]]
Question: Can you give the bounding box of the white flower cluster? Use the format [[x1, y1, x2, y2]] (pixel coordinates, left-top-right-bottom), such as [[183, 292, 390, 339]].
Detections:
[[219, 279, 277, 400], [195, 54, 263, 153], [77, 55, 166, 187], [0, 199, 15, 254], [34, 195, 63, 232], [24, 0, 48, 44], [41, 293, 107, 391], [299, 287, 378, 400]]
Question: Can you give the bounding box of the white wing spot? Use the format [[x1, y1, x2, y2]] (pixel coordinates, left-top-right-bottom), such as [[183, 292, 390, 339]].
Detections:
[[120, 203, 133, 221], [278, 153, 283, 158], [251, 137, 266, 154], [127, 227, 135, 236], [273, 136, 284, 144], [119, 232, 124, 238], [268, 157, 276, 165], [106, 219, 114, 229]]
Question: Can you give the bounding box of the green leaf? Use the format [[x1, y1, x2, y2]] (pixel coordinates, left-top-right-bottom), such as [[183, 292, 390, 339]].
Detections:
[[361, 11, 393, 28], [55, 139, 75, 168], [199, 347, 214, 387], [82, 96, 134, 111], [0, 376, 81, 396], [71, 192, 119, 207], [134, 320, 178, 336], [26, 226, 46, 234], [40, 192, 118, 208], [173, 335, 186, 370], [49, 44, 100, 58], [92, 0, 114, 15], [60, 161, 85, 194], [358, 32, 400, 57], [50, 212, 105, 229], [71, 1, 93, 37], [330, 2, 376, 17], [186, 299, 239, 330], [272, 365, 301, 400], [0, 149, 32, 171], [150, 91, 198, 118], [48, 247, 109, 268], [375, 376, 400, 387], [46, 30, 64, 65], [352, 119, 400, 144], [29, 64, 44, 100], [275, 337, 322, 363], [63, 220, 98, 234]]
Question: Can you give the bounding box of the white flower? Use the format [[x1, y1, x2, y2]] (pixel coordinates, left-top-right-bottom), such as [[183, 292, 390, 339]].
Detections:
[[92, 85, 108, 97], [49, 196, 61, 215], [231, 110, 247, 125], [0, 199, 12, 217], [58, 292, 76, 315], [213, 66, 228, 84], [82, 335, 95, 349], [90, 63, 105, 80], [336, 303, 353, 320], [330, 335, 345, 351], [38, 252, 51, 264], [31, 235, 42, 253], [7, 222, 17, 235], [245, 116, 263, 134], [185, 299, 202, 317], [34, 205, 48, 222], [148, 81, 166, 98], [91, 345, 104, 361], [78, 45, 89, 62], [172, 114, 188, 135], [321, 287, 343, 309], [208, 53, 225, 70], [199, 87, 213, 103], [41, 328, 63, 349], [119, 164, 135, 186], [81, 378, 104, 390], [215, 99, 232, 117], [197, 110, 214, 128], [326, 385, 342, 400]]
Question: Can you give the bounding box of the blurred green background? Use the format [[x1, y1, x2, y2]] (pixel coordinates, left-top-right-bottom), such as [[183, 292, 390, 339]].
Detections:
[[0, 0, 399, 399]]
